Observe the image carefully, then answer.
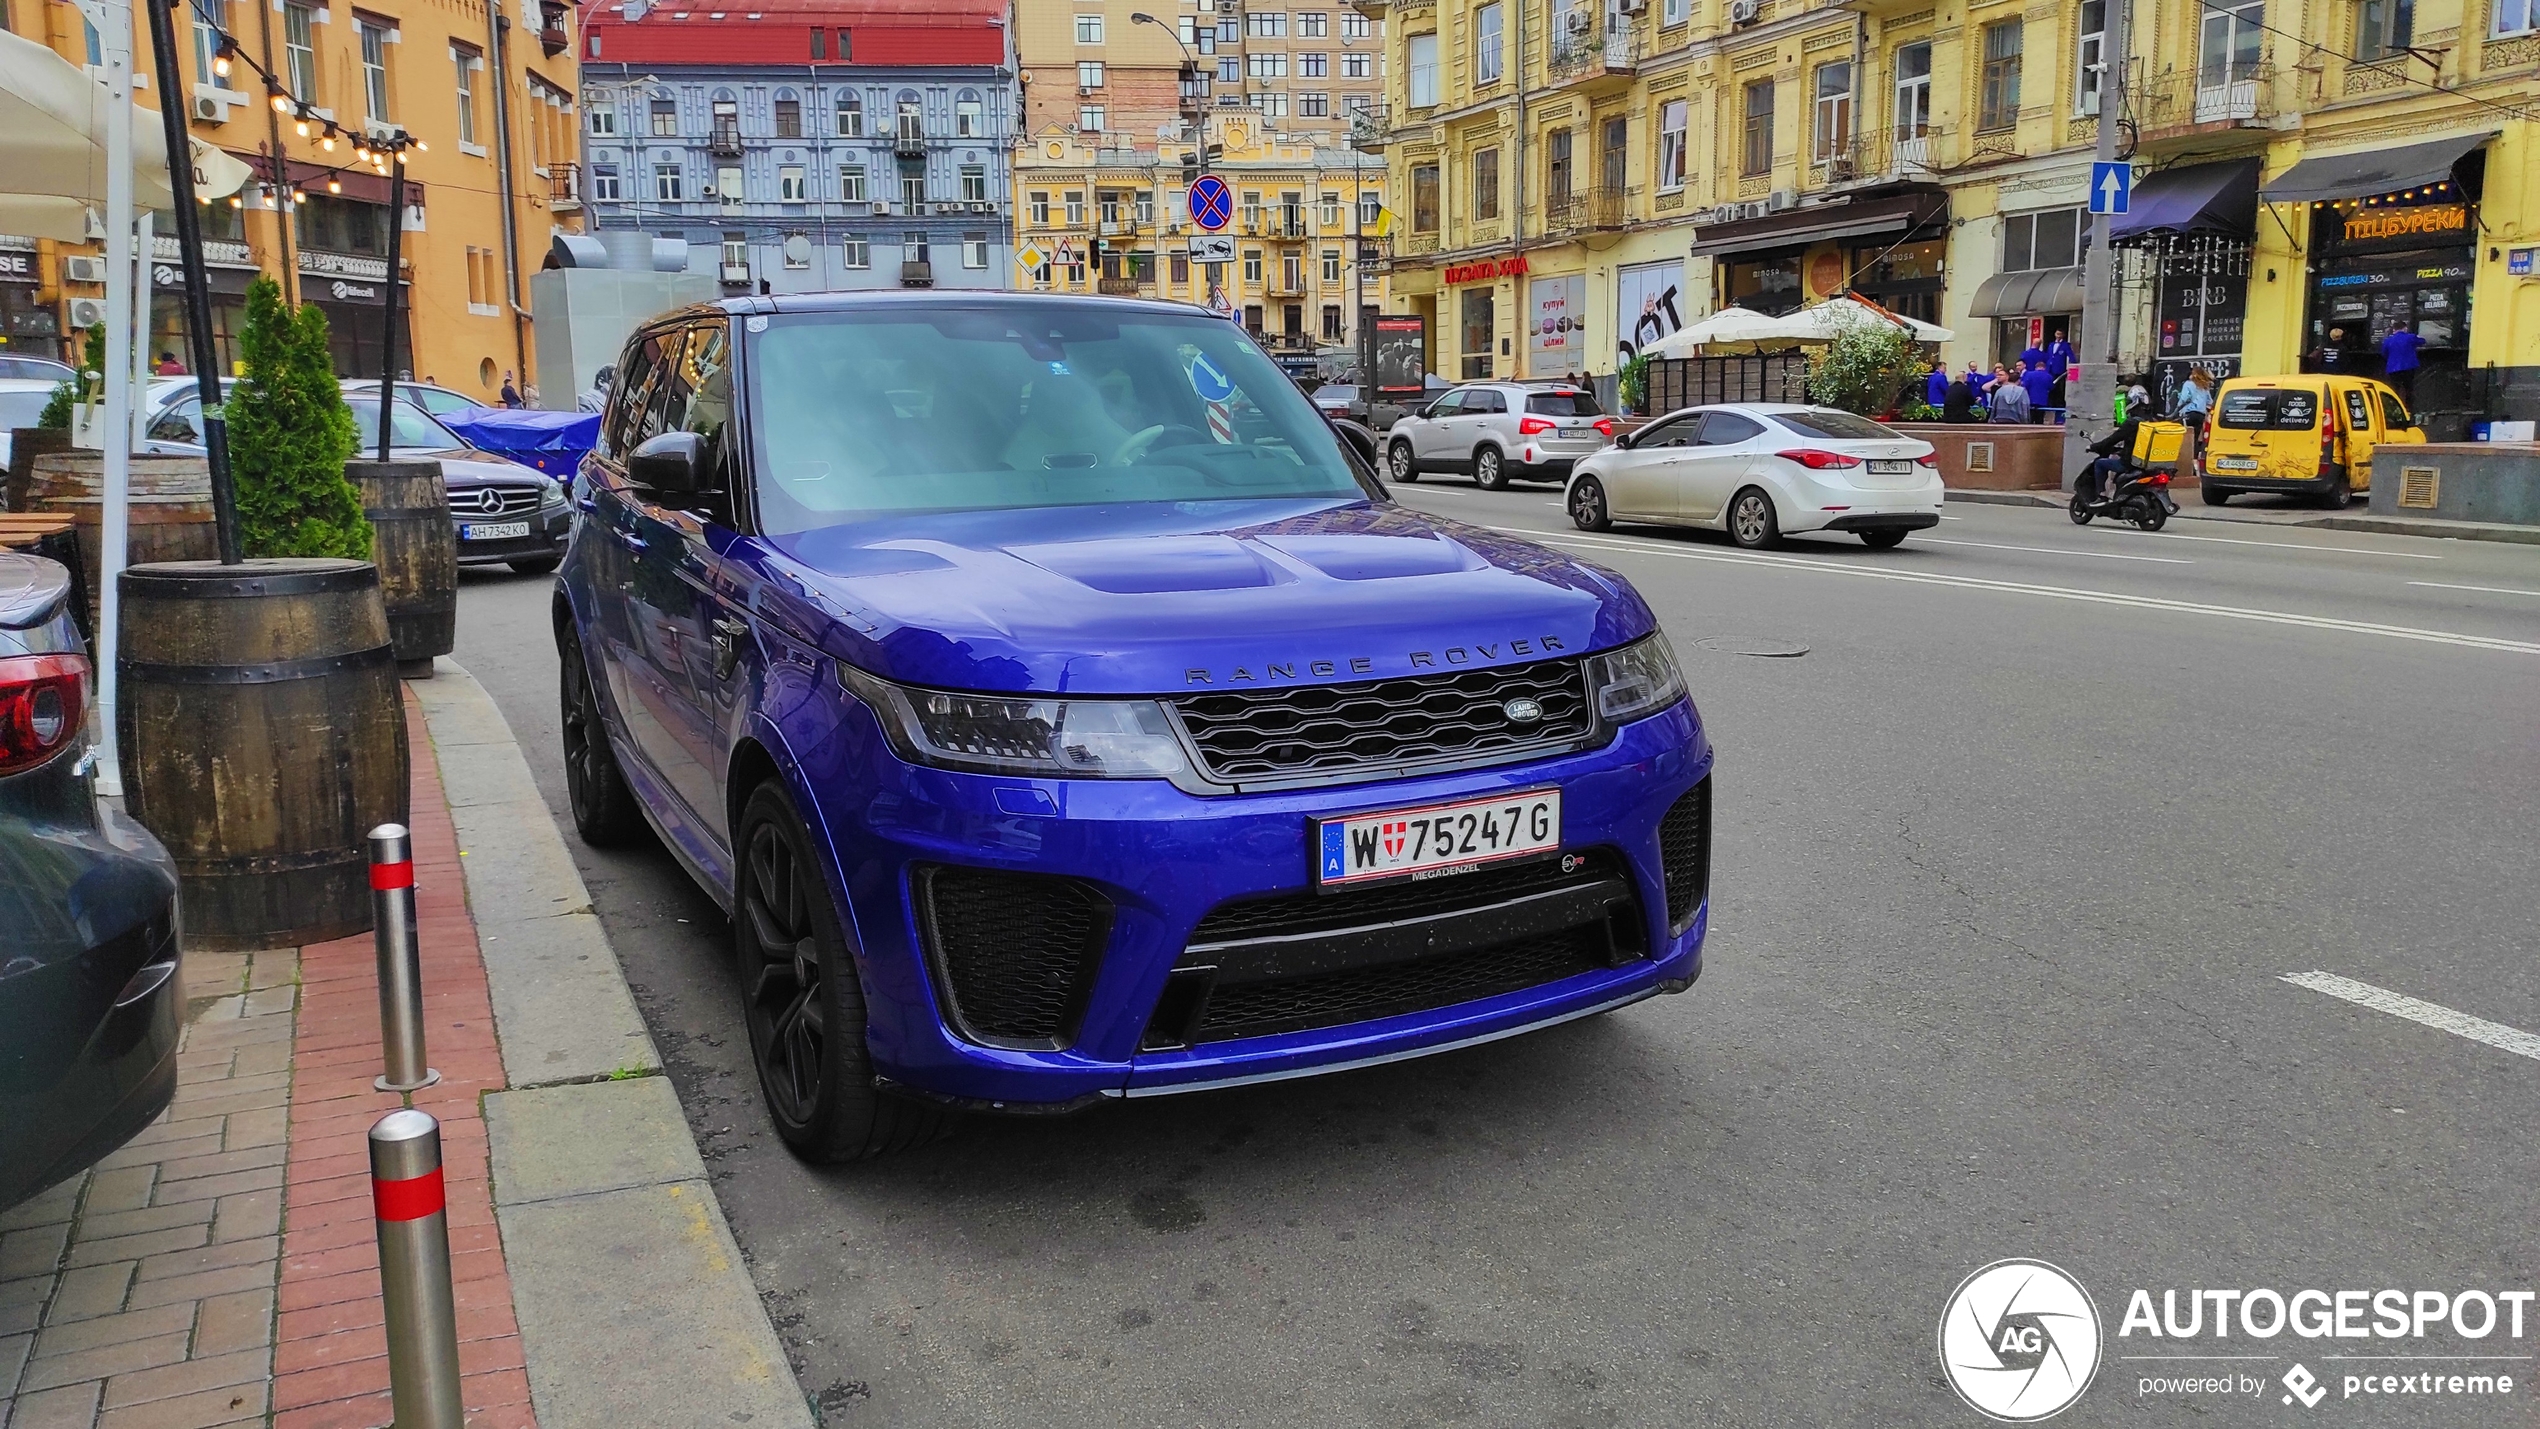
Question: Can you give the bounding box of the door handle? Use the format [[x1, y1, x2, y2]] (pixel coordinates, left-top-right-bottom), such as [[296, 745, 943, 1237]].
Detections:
[[711, 617, 750, 681], [617, 530, 648, 551]]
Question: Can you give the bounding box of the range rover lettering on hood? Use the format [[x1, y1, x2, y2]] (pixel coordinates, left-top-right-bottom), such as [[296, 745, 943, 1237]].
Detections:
[[1183, 635, 1569, 685]]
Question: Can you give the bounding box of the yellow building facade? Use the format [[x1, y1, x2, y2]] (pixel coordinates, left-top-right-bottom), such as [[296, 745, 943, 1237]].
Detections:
[[1012, 112, 1392, 360], [1, 0, 581, 403], [1378, 0, 2539, 426]]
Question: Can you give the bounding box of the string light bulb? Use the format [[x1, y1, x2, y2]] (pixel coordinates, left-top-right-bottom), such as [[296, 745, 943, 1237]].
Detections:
[[212, 38, 235, 78], [320, 132, 336, 151], [296, 117, 311, 137], [271, 91, 291, 113], [293, 189, 307, 204], [328, 178, 342, 193]]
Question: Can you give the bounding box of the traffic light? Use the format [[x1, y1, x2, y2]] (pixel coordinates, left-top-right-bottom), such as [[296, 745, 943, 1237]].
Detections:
[[1089, 235, 1107, 266]]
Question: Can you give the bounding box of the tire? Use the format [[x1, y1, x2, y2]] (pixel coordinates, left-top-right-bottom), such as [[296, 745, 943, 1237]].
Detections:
[[509, 555, 562, 576], [734, 782, 951, 1163], [2317, 471, 2352, 509], [1858, 528, 1908, 549], [2135, 502, 2169, 532], [1568, 475, 1612, 532], [1387, 439, 1419, 483], [1473, 446, 1509, 490], [2068, 490, 2095, 525], [557, 624, 649, 847], [1727, 487, 1780, 549], [2201, 485, 2232, 507]]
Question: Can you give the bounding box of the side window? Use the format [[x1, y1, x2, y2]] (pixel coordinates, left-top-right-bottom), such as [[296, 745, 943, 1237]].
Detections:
[[623, 328, 691, 455], [1696, 412, 1765, 445], [675, 321, 733, 482], [602, 331, 666, 457], [1468, 389, 1507, 414], [2343, 389, 2373, 433], [2380, 391, 2411, 430], [1427, 391, 1463, 416], [147, 397, 203, 444], [1637, 414, 1694, 447]]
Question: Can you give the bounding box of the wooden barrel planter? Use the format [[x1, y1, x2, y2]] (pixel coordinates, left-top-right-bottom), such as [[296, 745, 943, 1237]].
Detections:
[[24, 452, 221, 631], [347, 458, 458, 676], [6, 427, 74, 511], [117, 558, 410, 951]]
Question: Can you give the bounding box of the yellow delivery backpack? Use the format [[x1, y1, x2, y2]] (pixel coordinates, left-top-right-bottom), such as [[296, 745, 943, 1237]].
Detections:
[[2132, 421, 2185, 465]]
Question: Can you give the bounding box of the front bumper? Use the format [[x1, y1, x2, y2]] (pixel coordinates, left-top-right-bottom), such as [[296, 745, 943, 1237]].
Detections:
[[452, 499, 572, 566], [794, 698, 1713, 1107]]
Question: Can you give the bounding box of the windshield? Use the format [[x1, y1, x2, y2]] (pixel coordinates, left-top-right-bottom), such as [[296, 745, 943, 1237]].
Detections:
[[1525, 391, 1603, 417], [746, 304, 1367, 535], [347, 397, 462, 450], [0, 391, 51, 428], [1775, 409, 1900, 440]]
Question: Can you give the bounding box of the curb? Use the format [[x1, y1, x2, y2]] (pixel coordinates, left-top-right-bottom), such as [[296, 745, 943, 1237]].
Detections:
[[2320, 513, 2540, 545], [413, 656, 816, 1429], [1945, 488, 2064, 507]]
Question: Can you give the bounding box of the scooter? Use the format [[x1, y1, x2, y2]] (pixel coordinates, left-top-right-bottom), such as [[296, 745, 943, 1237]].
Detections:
[[2069, 463, 2175, 531]]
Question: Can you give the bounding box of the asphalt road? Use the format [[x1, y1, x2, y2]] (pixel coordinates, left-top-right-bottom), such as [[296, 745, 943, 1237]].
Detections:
[[452, 491, 2540, 1428]]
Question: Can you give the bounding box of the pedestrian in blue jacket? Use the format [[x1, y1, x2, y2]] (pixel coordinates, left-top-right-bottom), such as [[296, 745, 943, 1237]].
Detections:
[[2020, 359, 2055, 421], [1925, 359, 1950, 408]]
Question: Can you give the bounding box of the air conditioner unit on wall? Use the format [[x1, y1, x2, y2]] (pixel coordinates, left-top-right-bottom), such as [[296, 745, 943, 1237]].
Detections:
[[63, 255, 107, 284], [192, 93, 230, 123], [873, 200, 892, 214], [69, 297, 107, 328], [1767, 189, 1796, 211], [1727, 0, 1759, 23]]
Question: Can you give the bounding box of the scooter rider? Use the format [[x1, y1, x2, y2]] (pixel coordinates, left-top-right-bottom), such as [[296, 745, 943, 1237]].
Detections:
[[2084, 402, 2144, 502]]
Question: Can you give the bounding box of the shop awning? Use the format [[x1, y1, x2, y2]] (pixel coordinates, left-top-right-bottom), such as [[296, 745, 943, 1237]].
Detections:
[[2258, 132, 2495, 205], [1968, 267, 2083, 318], [1685, 190, 1948, 258], [2111, 158, 2260, 243]]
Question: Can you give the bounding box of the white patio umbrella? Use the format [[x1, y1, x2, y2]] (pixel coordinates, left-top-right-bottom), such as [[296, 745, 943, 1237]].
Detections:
[[1771, 293, 1955, 344], [0, 29, 253, 240], [1638, 305, 1793, 358]]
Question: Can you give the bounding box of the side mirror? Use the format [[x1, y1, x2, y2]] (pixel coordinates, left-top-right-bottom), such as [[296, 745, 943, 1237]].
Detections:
[[1612, 429, 1637, 450], [628, 430, 710, 495], [1329, 416, 1379, 468]]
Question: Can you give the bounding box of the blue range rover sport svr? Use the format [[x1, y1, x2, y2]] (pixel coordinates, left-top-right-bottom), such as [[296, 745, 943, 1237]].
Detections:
[[557, 294, 1713, 1160]]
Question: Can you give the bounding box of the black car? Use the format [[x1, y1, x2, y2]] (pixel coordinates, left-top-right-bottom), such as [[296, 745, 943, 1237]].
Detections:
[[0, 551, 183, 1212], [144, 384, 572, 575]]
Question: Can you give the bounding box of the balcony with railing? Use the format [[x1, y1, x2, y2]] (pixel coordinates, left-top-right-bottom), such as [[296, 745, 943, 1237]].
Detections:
[[1825, 123, 1951, 182], [1542, 184, 1632, 233], [1544, 16, 1641, 89], [1097, 275, 1146, 295], [708, 123, 743, 157], [548, 162, 581, 212], [894, 123, 927, 158], [2136, 65, 2276, 138]]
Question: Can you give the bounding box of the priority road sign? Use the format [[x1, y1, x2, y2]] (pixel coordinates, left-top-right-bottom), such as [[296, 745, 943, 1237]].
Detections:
[[2089, 161, 2131, 215], [1189, 174, 1234, 232], [1014, 239, 1048, 272]]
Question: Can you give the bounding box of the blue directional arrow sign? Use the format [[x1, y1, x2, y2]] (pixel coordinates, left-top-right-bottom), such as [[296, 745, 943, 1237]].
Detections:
[[1189, 174, 1234, 232], [2089, 161, 2131, 215]]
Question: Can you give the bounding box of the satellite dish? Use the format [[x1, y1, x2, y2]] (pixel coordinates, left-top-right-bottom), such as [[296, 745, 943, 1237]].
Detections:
[[782, 234, 813, 266]]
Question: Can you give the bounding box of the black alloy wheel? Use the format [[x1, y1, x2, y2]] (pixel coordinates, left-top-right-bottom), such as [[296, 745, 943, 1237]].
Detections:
[[734, 783, 947, 1162], [1388, 440, 1420, 482], [557, 626, 648, 846], [1568, 475, 1613, 532], [1728, 488, 1780, 549], [2318, 471, 2352, 509], [1474, 446, 1508, 490]]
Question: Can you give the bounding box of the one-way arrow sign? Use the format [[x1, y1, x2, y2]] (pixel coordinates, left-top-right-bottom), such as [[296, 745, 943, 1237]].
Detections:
[[2089, 161, 2131, 215]]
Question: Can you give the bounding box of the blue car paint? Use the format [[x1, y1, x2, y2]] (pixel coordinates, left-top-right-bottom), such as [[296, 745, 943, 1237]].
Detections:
[[562, 309, 1711, 1111]]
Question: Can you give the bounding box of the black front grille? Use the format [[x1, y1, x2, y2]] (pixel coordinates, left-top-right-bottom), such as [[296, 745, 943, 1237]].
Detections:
[[1659, 779, 1711, 932], [914, 866, 1111, 1048], [1191, 852, 1612, 947], [1171, 658, 1593, 784], [1191, 925, 1609, 1044]]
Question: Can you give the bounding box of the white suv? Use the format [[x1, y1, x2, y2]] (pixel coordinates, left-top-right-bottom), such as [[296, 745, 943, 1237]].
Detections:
[[1385, 381, 1616, 489]]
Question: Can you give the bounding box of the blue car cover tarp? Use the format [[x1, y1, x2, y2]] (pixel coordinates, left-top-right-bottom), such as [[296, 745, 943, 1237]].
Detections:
[[439, 408, 601, 479]]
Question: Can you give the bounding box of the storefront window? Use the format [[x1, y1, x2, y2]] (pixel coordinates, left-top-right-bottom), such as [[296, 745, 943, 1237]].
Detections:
[[2305, 187, 2473, 382], [1850, 239, 1945, 323], [1722, 254, 1803, 316], [1460, 287, 1495, 379]]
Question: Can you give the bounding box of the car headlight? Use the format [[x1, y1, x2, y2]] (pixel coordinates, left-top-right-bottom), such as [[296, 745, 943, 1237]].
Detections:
[[539, 480, 569, 507], [840, 665, 1189, 779], [1582, 635, 1686, 725]]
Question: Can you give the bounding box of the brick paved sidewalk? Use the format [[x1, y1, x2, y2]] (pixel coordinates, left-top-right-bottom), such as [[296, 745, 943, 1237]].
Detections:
[[2, 692, 534, 1429]]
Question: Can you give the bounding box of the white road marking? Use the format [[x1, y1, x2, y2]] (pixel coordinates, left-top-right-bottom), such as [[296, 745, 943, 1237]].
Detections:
[[2410, 580, 2540, 598], [2281, 971, 2540, 1063], [1503, 526, 2540, 657], [1939, 514, 1963, 520], [1922, 536, 2194, 565], [2108, 529, 2445, 559]]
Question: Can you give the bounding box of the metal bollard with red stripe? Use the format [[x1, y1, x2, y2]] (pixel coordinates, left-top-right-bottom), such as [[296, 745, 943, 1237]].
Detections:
[[369, 823, 440, 1093], [370, 1108, 465, 1429]]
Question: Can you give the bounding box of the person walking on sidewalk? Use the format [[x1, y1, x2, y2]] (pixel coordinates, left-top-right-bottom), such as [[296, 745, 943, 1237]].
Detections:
[[2381, 325, 2424, 405], [2176, 365, 2215, 479]]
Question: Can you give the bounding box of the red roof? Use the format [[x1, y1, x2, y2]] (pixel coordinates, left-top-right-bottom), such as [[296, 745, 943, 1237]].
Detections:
[[585, 2, 1003, 67]]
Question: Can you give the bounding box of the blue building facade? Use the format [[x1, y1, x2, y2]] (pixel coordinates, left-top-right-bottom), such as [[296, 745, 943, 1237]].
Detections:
[[577, 19, 1014, 294]]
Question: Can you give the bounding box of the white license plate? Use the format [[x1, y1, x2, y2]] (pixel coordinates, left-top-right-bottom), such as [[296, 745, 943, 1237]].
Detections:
[[461, 520, 530, 541], [1315, 790, 1562, 888], [2212, 455, 2258, 471], [1868, 459, 1913, 474]]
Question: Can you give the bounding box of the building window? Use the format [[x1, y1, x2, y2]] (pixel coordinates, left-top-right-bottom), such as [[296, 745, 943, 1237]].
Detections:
[[719, 166, 744, 207], [1136, 190, 1154, 225], [1301, 51, 1327, 76], [836, 92, 863, 134], [901, 172, 924, 208], [2001, 207, 2084, 270], [2201, 0, 2263, 86], [654, 162, 682, 200], [964, 232, 988, 268], [2076, 0, 2105, 114], [1360, 190, 1382, 225], [712, 99, 740, 149], [961, 164, 987, 202], [451, 47, 479, 146], [780, 165, 805, 201], [1065, 190, 1085, 225], [1079, 60, 1104, 87], [1321, 191, 1341, 226], [1075, 13, 1103, 42], [1412, 164, 1440, 230], [1322, 303, 1343, 338], [1300, 92, 1329, 116], [2496, 0, 2535, 35], [1028, 190, 1049, 224], [1665, 0, 1687, 23], [284, 3, 319, 100], [1248, 52, 1288, 78], [1244, 249, 1263, 283], [1342, 52, 1371, 78], [1246, 10, 1287, 35], [1474, 3, 1504, 84], [1241, 189, 1263, 228], [652, 98, 678, 136], [1741, 81, 1774, 176], [1658, 98, 1688, 190], [357, 16, 391, 123], [906, 231, 930, 264], [1258, 91, 1289, 118], [840, 165, 866, 201], [1472, 147, 1500, 219], [1079, 104, 1105, 130], [1602, 115, 1628, 192], [956, 97, 982, 135], [193, 0, 234, 90], [1895, 41, 1932, 138], [1546, 127, 1572, 203], [1978, 21, 2023, 132], [1218, 55, 1243, 83], [592, 166, 621, 200], [2357, 0, 2412, 56], [775, 97, 801, 137], [1813, 62, 1851, 160], [1342, 10, 1370, 37], [1322, 246, 1341, 282], [1282, 251, 1303, 290], [1408, 33, 1440, 105], [842, 235, 869, 268], [1300, 11, 1327, 35], [1171, 254, 1191, 283], [587, 91, 618, 135]]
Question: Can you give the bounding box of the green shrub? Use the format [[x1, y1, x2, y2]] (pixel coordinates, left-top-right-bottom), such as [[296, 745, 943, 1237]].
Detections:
[[1804, 313, 1925, 417], [1619, 351, 1651, 414], [226, 277, 368, 560]]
